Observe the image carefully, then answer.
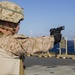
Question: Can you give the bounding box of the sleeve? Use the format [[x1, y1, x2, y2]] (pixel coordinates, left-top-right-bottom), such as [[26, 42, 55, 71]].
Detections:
[[19, 36, 54, 55]]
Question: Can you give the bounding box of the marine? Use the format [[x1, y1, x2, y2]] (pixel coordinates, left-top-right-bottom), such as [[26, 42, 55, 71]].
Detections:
[[0, 1, 64, 75], [0, 1, 25, 75]]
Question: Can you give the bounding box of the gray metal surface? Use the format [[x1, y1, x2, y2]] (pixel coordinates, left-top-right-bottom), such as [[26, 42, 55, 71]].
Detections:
[[25, 57, 75, 75]]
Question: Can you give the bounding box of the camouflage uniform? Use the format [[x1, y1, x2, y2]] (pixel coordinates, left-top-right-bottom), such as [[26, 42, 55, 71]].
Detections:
[[0, 1, 54, 56], [0, 35, 54, 56], [0, 1, 54, 75], [0, 1, 24, 75]]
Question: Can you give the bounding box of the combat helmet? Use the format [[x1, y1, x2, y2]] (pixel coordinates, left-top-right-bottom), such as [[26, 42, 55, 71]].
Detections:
[[0, 1, 24, 36], [0, 1, 24, 23]]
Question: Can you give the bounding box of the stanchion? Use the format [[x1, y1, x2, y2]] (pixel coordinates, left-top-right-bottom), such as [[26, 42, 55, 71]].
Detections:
[[74, 36, 75, 55]]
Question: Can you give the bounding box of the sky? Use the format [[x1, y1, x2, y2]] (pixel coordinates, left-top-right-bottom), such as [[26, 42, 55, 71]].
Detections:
[[4, 0, 75, 40]]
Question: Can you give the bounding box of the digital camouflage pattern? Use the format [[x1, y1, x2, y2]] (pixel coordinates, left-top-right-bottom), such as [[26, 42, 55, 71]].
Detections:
[[0, 1, 24, 23], [0, 34, 54, 56], [18, 36, 54, 55], [0, 1, 55, 75], [0, 1, 54, 56]]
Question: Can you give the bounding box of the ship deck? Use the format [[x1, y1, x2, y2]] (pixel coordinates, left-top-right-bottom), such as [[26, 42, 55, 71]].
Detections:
[[24, 56, 75, 75]]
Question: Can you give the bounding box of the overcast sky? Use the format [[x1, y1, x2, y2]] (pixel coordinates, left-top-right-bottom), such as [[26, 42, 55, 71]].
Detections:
[[8, 0, 75, 40]]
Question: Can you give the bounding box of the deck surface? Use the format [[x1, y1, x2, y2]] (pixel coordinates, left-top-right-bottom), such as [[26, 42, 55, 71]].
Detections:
[[24, 56, 75, 75]]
